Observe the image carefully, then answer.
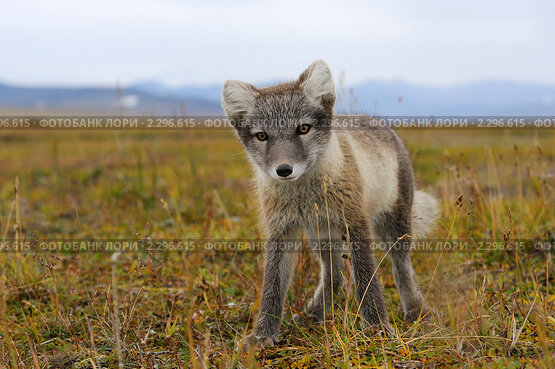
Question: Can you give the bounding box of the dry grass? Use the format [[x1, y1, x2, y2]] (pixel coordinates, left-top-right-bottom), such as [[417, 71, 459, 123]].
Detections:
[[0, 129, 553, 368]]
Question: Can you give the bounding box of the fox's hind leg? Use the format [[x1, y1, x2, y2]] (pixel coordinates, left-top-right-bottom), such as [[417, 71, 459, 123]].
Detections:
[[374, 207, 428, 322], [348, 221, 389, 328]]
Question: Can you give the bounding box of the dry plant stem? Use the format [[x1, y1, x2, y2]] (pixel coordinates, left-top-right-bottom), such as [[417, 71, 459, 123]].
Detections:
[[341, 206, 352, 331], [322, 177, 335, 319], [111, 253, 124, 369], [1, 201, 14, 241], [314, 203, 332, 367], [14, 177, 20, 244]]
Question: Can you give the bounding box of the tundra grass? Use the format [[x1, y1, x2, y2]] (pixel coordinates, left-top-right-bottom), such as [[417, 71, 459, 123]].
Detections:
[[0, 129, 553, 368]]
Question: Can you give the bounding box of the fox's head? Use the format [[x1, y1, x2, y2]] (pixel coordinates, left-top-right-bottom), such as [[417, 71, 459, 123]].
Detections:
[[222, 60, 335, 182]]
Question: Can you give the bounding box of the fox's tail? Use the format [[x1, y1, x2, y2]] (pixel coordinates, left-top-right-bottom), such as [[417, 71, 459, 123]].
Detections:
[[411, 190, 440, 239]]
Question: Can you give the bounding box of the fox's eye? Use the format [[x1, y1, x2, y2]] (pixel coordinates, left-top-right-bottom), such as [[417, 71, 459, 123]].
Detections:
[[297, 124, 311, 134], [255, 132, 268, 141]]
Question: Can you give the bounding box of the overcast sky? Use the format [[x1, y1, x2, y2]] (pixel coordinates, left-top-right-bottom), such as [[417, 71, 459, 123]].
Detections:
[[0, 0, 553, 87]]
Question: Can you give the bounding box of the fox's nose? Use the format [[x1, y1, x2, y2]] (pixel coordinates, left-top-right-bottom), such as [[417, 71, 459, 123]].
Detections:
[[276, 164, 293, 178]]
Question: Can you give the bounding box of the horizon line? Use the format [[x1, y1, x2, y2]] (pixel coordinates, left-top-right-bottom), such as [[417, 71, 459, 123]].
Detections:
[[2, 77, 555, 91]]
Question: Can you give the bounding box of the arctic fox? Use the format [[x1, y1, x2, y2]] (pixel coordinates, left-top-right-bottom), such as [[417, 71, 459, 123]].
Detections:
[[222, 60, 439, 347]]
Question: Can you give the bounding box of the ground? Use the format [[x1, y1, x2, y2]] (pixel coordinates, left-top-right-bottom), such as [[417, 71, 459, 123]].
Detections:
[[0, 129, 553, 368]]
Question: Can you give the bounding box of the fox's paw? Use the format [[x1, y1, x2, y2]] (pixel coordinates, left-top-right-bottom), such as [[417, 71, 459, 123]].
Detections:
[[243, 333, 277, 349], [404, 305, 433, 323], [293, 313, 307, 326], [293, 312, 324, 327], [360, 320, 393, 338]]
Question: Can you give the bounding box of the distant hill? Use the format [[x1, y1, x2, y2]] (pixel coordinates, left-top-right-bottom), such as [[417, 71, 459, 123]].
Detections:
[[130, 81, 222, 102], [340, 80, 555, 115], [1, 79, 553, 116], [0, 83, 221, 115]]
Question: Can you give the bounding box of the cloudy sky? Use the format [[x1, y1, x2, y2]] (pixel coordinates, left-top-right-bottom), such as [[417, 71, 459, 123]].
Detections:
[[1, 0, 553, 87]]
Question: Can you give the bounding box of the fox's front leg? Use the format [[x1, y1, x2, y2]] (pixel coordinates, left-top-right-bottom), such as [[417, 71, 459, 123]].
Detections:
[[295, 232, 344, 325], [349, 221, 388, 329], [248, 233, 297, 347]]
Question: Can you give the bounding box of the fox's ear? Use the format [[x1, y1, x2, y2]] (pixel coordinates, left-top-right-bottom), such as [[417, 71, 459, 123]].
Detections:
[[222, 80, 258, 119], [299, 60, 335, 109]]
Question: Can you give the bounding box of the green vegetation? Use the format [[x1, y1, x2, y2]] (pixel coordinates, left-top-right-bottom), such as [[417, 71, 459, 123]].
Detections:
[[0, 129, 553, 368]]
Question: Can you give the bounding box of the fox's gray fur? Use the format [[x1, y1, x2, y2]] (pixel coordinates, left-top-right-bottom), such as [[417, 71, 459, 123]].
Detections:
[[222, 60, 439, 347]]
